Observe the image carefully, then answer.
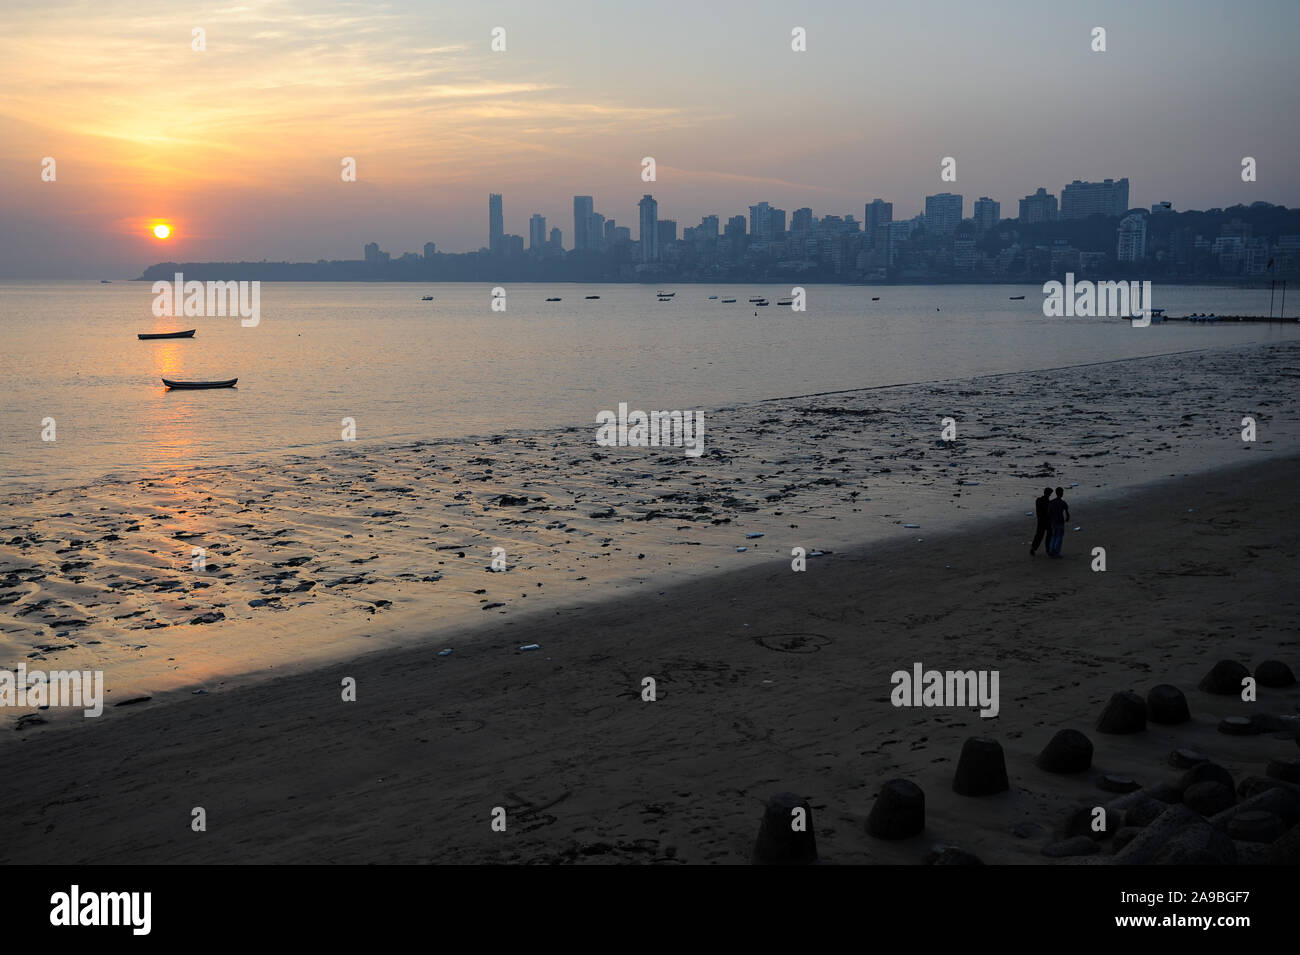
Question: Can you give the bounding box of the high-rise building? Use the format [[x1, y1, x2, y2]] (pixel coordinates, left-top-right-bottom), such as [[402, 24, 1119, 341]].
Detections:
[[657, 219, 677, 246], [1116, 213, 1147, 262], [770, 208, 786, 239], [791, 207, 813, 233], [529, 214, 547, 251], [864, 199, 892, 247], [749, 202, 773, 242], [423, 242, 436, 258], [573, 196, 593, 251], [698, 215, 719, 239], [364, 241, 381, 265], [1018, 187, 1058, 224], [489, 194, 503, 253], [588, 212, 606, 251], [973, 197, 1001, 231], [505, 234, 524, 257], [549, 227, 562, 250], [1060, 178, 1130, 219], [638, 194, 659, 262], [924, 192, 963, 235]]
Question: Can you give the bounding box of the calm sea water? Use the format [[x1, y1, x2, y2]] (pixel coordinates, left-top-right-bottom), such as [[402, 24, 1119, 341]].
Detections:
[[2, 281, 1297, 489]]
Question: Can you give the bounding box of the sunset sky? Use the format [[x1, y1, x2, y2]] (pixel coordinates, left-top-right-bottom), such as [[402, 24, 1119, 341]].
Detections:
[[2, 0, 1298, 277]]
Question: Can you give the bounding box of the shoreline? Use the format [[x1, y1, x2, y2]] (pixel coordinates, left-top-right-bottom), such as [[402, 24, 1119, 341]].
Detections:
[[3, 339, 1298, 708], [1, 453, 1295, 863], [1, 339, 1281, 497]]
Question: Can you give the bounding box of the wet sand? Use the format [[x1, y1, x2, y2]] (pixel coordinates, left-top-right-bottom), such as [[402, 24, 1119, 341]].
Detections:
[[2, 340, 1297, 708]]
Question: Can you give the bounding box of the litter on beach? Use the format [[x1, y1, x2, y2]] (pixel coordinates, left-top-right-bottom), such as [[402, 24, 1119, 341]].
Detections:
[[519, 644, 540, 651]]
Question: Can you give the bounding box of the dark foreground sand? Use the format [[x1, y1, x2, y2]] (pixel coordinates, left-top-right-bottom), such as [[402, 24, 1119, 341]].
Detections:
[[1, 455, 1296, 864]]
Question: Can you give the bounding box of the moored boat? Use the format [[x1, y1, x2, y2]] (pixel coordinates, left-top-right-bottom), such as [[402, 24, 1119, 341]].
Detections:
[[546, 297, 562, 302], [138, 329, 196, 340], [162, 378, 237, 389], [1009, 295, 1025, 300], [721, 298, 736, 303]]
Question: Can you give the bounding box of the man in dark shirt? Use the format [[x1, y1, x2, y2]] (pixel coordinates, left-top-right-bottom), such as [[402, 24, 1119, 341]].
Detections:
[[1047, 487, 1070, 557], [1030, 487, 1052, 555]]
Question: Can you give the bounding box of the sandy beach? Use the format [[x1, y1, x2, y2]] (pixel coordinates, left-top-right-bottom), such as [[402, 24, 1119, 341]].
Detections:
[[0, 343, 1297, 864]]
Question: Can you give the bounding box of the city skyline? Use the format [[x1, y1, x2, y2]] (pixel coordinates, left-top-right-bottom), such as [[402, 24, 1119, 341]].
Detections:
[[3, 0, 1299, 277]]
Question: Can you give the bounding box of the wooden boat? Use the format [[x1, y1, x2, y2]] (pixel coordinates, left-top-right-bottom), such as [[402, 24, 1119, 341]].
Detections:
[[721, 298, 736, 303], [163, 378, 237, 390], [1009, 295, 1025, 300], [138, 329, 196, 340], [656, 290, 675, 297], [708, 295, 718, 300], [545, 297, 562, 302], [747, 297, 764, 303], [585, 295, 600, 299], [871, 296, 880, 301], [777, 300, 793, 306], [754, 300, 770, 306], [421, 295, 434, 301]]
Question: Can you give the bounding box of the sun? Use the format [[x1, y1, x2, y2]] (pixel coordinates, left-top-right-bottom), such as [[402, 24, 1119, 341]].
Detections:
[[153, 223, 171, 239]]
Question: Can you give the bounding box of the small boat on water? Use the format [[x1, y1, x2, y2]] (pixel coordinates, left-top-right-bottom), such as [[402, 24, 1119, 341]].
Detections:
[[163, 378, 237, 390], [656, 290, 675, 297], [1009, 295, 1025, 300], [100, 279, 112, 284], [871, 296, 880, 301], [708, 295, 718, 300], [421, 295, 434, 301], [754, 299, 770, 307], [777, 299, 793, 306], [747, 297, 764, 303], [138, 329, 196, 340], [585, 295, 600, 299], [721, 298, 736, 303], [546, 297, 562, 302]]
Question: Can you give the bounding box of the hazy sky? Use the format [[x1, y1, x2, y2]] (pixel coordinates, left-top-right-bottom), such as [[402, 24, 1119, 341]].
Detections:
[[2, 0, 1298, 277]]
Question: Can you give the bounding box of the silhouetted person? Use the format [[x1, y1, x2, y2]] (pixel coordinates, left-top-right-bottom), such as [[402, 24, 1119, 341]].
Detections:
[[1047, 487, 1070, 557], [1030, 487, 1052, 555]]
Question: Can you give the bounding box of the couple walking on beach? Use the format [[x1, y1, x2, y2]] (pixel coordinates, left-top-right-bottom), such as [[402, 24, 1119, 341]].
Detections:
[[1030, 487, 1070, 558]]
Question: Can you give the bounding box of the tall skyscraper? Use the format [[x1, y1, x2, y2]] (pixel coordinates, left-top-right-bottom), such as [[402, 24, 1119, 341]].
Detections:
[[791, 207, 813, 233], [749, 202, 773, 242], [1116, 212, 1147, 262], [638, 194, 659, 262], [864, 199, 892, 247], [1060, 178, 1130, 219], [699, 215, 719, 239], [657, 219, 677, 246], [529, 214, 547, 251], [770, 208, 786, 239], [423, 242, 436, 259], [973, 197, 1001, 231], [549, 227, 562, 249], [924, 192, 963, 235], [1018, 187, 1058, 224], [573, 196, 593, 251], [588, 212, 606, 251], [488, 194, 503, 253]]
